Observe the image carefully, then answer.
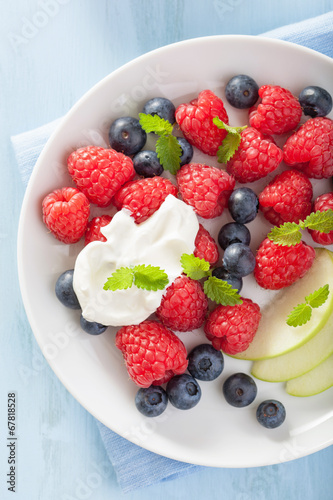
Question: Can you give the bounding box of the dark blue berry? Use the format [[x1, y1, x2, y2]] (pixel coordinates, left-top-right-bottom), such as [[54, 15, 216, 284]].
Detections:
[[212, 267, 243, 293], [228, 187, 259, 224], [142, 97, 176, 124], [223, 243, 255, 277], [225, 74, 259, 109], [133, 150, 163, 177], [223, 373, 257, 408], [218, 222, 251, 250], [80, 315, 107, 335], [187, 344, 224, 381], [109, 116, 146, 155], [299, 86, 333, 118], [166, 374, 201, 410], [135, 386, 168, 417], [55, 269, 81, 309], [177, 137, 193, 166], [256, 400, 286, 429]]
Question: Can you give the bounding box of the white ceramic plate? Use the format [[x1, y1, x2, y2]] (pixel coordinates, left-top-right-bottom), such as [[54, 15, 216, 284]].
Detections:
[[17, 35, 333, 467]]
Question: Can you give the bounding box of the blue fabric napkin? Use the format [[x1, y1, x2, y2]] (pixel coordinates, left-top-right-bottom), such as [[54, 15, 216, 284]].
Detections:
[[12, 12, 333, 494]]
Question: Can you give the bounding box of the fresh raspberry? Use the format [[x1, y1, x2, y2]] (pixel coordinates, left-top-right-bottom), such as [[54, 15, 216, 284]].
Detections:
[[42, 187, 90, 244], [308, 193, 333, 245], [283, 117, 333, 179], [67, 146, 135, 207], [115, 320, 188, 388], [175, 89, 229, 155], [194, 224, 219, 265], [254, 237, 316, 290], [84, 215, 112, 245], [176, 163, 235, 219], [113, 177, 178, 224], [156, 275, 208, 332], [226, 127, 283, 183], [204, 299, 261, 355], [259, 170, 313, 226], [249, 85, 302, 135]]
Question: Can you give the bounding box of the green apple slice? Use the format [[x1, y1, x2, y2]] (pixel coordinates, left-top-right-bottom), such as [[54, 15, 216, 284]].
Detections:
[[251, 311, 333, 382], [232, 248, 333, 361], [286, 353, 333, 396]]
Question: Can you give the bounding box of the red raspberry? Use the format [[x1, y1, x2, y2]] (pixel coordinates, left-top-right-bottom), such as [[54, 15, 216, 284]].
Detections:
[[226, 127, 283, 183], [194, 224, 219, 265], [283, 117, 333, 179], [67, 146, 135, 207], [115, 320, 188, 388], [254, 237, 316, 290], [113, 177, 178, 224], [176, 163, 235, 219], [308, 193, 333, 245], [42, 187, 90, 244], [156, 275, 208, 332], [259, 170, 313, 226], [175, 89, 229, 155], [249, 85, 302, 135], [84, 215, 112, 245], [204, 299, 261, 355]]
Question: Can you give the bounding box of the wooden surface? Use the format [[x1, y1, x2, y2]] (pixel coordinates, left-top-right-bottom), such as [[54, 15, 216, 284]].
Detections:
[[1, 1, 333, 498]]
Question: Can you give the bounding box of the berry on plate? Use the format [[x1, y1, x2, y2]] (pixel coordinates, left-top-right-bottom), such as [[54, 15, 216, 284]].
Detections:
[[228, 187, 259, 224], [187, 344, 224, 381], [298, 85, 332, 118], [223, 243, 256, 277], [175, 89, 229, 156], [194, 224, 219, 265], [67, 146, 135, 207], [177, 137, 194, 166], [259, 170, 313, 226], [42, 186, 90, 244], [132, 150, 164, 177], [108, 116, 147, 155], [218, 222, 251, 250], [256, 400, 286, 429], [176, 163, 235, 219], [223, 373, 257, 407], [249, 85, 302, 135], [80, 315, 107, 335], [135, 385, 168, 417], [166, 374, 201, 410], [283, 117, 333, 179], [84, 215, 112, 245], [308, 193, 333, 245], [142, 97, 176, 124], [204, 298, 261, 355], [156, 275, 208, 332], [225, 74, 259, 109], [113, 176, 178, 223], [55, 269, 81, 309], [115, 320, 188, 388], [212, 267, 243, 294]]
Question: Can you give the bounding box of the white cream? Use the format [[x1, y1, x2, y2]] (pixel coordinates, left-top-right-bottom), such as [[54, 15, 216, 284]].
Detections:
[[73, 195, 199, 326]]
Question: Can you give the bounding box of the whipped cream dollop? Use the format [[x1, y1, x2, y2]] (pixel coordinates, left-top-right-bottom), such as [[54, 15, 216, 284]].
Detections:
[[73, 195, 199, 326]]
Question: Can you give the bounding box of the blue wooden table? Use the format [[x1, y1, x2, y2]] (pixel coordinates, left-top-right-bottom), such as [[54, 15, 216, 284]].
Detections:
[[1, 1, 333, 498]]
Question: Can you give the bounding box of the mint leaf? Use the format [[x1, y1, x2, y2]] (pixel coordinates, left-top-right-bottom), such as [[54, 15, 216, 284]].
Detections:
[[217, 133, 241, 163], [305, 284, 330, 309], [267, 222, 302, 246], [204, 276, 243, 306], [139, 113, 173, 136], [103, 267, 134, 291], [287, 303, 312, 327], [156, 134, 182, 175], [180, 253, 211, 280], [133, 264, 169, 291], [213, 117, 247, 135], [301, 209, 333, 233]]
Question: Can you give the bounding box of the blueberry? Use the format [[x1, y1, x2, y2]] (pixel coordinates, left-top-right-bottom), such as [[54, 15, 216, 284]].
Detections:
[[133, 150, 163, 177], [177, 137, 193, 166], [109, 116, 146, 155], [135, 385, 168, 417], [55, 269, 81, 309], [212, 267, 243, 293], [299, 86, 333, 118], [80, 315, 107, 335], [166, 374, 201, 410], [256, 400, 286, 429], [142, 97, 176, 124], [223, 373, 257, 408], [225, 74, 259, 109], [228, 187, 259, 224], [187, 344, 224, 381], [218, 222, 251, 250], [223, 243, 255, 277]]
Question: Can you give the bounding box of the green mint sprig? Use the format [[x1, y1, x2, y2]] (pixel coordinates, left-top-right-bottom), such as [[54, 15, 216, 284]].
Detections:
[[139, 113, 182, 175], [268, 210, 333, 246], [287, 285, 330, 327], [104, 264, 169, 292], [213, 117, 247, 163]]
